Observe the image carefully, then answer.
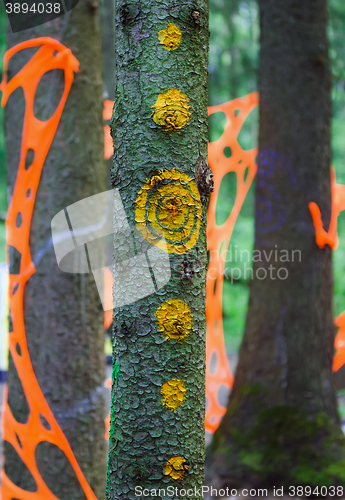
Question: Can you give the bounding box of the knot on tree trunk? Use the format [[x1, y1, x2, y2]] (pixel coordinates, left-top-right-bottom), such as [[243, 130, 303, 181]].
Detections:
[[196, 155, 214, 203]]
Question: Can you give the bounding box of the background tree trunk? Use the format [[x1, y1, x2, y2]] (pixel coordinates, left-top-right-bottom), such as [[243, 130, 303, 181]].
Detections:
[[4, 0, 107, 497], [101, 0, 115, 102], [206, 0, 345, 490], [106, 1, 209, 498]]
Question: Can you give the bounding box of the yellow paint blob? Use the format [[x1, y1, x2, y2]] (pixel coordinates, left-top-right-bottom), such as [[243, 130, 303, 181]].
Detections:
[[164, 456, 190, 480], [135, 168, 201, 254], [158, 22, 182, 51], [155, 299, 193, 341], [152, 88, 191, 131], [161, 379, 186, 411]]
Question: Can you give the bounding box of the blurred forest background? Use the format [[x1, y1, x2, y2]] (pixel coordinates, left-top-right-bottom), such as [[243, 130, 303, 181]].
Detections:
[[0, 0, 345, 408], [207, 0, 345, 359]]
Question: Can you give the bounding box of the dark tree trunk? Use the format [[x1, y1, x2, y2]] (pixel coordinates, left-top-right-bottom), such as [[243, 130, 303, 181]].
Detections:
[[106, 1, 209, 499], [4, 0, 107, 497], [206, 0, 345, 490]]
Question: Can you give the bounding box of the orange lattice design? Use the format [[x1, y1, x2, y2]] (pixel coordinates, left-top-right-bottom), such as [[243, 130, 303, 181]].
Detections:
[[103, 99, 113, 161], [0, 38, 97, 500], [104, 268, 112, 440], [334, 312, 345, 373], [205, 92, 259, 432], [309, 168, 345, 251], [103, 100, 114, 439], [205, 95, 345, 431], [309, 169, 345, 372]]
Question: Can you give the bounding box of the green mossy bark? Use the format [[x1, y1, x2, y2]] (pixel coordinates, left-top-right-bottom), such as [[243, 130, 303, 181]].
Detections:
[[4, 1, 107, 497], [107, 1, 209, 499], [206, 0, 345, 491]]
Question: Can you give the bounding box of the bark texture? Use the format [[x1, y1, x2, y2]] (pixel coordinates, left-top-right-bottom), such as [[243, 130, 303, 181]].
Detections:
[[4, 1, 107, 497], [206, 0, 345, 490], [107, 1, 209, 499]]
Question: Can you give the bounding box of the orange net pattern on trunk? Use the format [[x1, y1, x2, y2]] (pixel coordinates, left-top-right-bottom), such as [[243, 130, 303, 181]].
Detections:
[[0, 38, 97, 500], [309, 169, 345, 372], [205, 92, 258, 432], [309, 168, 345, 251], [205, 97, 345, 431], [103, 100, 113, 161], [205, 95, 345, 432]]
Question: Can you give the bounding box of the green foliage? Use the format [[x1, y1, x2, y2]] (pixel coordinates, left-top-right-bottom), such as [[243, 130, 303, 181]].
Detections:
[[334, 216, 345, 318], [216, 171, 236, 225], [222, 280, 249, 352], [209, 110, 226, 143], [237, 106, 258, 150], [329, 0, 345, 184], [208, 0, 258, 106]]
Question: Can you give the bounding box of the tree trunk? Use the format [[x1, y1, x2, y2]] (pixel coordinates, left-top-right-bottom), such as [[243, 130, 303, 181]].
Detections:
[[4, 1, 107, 497], [206, 0, 345, 490], [100, 0, 115, 196], [101, 0, 115, 101], [106, 1, 209, 499]]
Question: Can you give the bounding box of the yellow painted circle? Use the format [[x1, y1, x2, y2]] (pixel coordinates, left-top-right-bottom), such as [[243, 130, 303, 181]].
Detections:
[[135, 168, 201, 254], [158, 23, 182, 51], [155, 299, 192, 341], [164, 456, 189, 480], [161, 379, 186, 412], [152, 88, 191, 131]]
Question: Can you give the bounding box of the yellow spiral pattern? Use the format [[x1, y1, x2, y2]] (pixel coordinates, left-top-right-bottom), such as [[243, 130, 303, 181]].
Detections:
[[135, 168, 202, 254]]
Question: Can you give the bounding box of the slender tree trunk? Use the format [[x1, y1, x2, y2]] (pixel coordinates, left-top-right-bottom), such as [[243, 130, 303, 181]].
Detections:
[[206, 0, 345, 490], [101, 0, 115, 101], [4, 0, 107, 497], [106, 1, 209, 499], [100, 0, 115, 191]]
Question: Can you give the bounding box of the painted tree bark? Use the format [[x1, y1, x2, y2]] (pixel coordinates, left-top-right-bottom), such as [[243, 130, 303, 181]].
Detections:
[[106, 1, 209, 499], [4, 0, 107, 497], [206, 0, 345, 490]]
